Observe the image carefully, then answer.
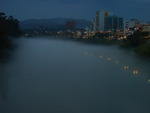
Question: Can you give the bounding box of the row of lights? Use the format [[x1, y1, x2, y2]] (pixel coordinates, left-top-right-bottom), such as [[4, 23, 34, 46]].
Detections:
[[83, 51, 150, 83]]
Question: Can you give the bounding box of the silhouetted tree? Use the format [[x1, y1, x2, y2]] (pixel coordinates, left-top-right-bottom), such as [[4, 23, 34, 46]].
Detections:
[[0, 11, 21, 38], [130, 29, 145, 46]]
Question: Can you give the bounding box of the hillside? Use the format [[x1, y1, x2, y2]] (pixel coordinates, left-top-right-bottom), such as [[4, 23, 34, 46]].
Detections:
[[20, 18, 90, 31]]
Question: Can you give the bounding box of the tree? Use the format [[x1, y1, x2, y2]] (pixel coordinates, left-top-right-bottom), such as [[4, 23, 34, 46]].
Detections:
[[130, 29, 145, 46], [0, 11, 21, 37]]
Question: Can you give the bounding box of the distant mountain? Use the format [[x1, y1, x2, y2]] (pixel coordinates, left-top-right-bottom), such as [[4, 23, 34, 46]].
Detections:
[[20, 18, 91, 31]]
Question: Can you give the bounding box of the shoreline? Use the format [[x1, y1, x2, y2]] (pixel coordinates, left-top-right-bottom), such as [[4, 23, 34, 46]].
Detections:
[[1, 35, 150, 58]]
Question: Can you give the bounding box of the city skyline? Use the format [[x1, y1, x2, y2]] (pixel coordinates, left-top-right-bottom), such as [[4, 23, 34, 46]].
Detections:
[[0, 0, 150, 21]]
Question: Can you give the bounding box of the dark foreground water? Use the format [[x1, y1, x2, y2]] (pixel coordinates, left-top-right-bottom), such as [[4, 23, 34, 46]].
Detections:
[[0, 37, 150, 113]]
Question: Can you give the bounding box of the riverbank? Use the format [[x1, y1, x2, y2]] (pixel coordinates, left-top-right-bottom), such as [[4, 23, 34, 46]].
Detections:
[[134, 42, 150, 57], [1, 35, 150, 58], [75, 37, 150, 58], [1, 36, 150, 113]]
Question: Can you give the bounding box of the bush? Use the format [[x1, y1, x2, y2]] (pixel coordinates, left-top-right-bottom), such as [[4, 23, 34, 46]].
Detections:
[[135, 41, 150, 56]]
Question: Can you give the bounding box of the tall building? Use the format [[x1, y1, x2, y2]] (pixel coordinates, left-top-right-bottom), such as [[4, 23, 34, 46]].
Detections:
[[93, 10, 110, 31], [91, 18, 97, 32], [104, 16, 124, 32], [95, 11, 100, 31], [92, 10, 124, 32], [99, 11, 110, 31]]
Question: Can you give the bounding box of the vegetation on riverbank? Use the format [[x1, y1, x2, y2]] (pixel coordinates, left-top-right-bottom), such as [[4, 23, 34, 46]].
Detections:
[[121, 30, 150, 57], [134, 41, 150, 57], [0, 11, 21, 38], [0, 11, 20, 63], [0, 11, 149, 58], [77, 30, 150, 57], [23, 31, 150, 57]]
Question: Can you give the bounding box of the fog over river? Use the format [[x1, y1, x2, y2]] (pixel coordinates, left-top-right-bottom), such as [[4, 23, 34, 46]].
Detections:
[[0, 37, 150, 113]]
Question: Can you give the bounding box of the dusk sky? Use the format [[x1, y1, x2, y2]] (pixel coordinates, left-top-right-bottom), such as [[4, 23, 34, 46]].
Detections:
[[0, 0, 150, 21]]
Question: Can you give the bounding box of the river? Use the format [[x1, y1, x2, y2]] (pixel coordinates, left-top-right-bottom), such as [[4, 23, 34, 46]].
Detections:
[[0, 37, 150, 113]]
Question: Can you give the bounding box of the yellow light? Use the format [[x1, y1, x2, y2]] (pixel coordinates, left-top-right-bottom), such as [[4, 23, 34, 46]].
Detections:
[[99, 56, 103, 58], [132, 69, 140, 75], [123, 65, 129, 70], [107, 57, 112, 61]]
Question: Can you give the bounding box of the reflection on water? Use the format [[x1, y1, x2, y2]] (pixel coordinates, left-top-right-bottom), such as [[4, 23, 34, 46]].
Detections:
[[0, 37, 150, 113], [83, 51, 89, 56], [115, 60, 120, 64], [0, 38, 16, 64], [132, 69, 140, 75], [98, 55, 103, 59], [83, 51, 150, 83], [0, 38, 17, 102], [123, 65, 129, 70], [106, 57, 112, 61]]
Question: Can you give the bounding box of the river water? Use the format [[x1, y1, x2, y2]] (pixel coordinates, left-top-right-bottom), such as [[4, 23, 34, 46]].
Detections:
[[0, 37, 150, 113]]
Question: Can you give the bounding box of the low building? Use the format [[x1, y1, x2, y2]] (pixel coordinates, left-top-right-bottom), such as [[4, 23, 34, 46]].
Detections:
[[142, 25, 150, 39], [142, 25, 150, 32]]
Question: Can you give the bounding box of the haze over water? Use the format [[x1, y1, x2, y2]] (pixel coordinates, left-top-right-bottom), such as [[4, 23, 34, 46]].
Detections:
[[0, 37, 150, 113]]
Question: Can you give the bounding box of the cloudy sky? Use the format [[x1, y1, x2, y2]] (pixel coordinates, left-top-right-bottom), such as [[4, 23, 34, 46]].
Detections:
[[0, 0, 149, 21]]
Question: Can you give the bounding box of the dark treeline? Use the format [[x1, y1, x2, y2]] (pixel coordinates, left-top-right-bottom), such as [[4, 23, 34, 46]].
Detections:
[[0, 12, 21, 38], [0, 11, 20, 61]]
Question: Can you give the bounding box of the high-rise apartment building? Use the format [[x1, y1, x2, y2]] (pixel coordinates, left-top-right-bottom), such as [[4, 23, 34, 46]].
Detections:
[[95, 10, 109, 31], [104, 16, 124, 31], [92, 10, 124, 32]]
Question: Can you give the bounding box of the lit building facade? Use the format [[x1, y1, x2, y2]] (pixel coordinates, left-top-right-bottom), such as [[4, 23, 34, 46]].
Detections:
[[95, 11, 100, 31], [92, 10, 124, 32], [104, 16, 124, 32], [93, 10, 110, 31], [125, 19, 140, 29]]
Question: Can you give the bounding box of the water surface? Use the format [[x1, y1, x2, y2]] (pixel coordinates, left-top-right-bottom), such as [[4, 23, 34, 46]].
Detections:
[[0, 37, 150, 113]]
